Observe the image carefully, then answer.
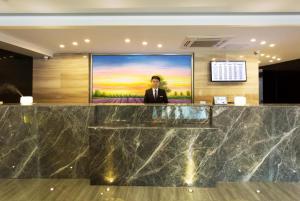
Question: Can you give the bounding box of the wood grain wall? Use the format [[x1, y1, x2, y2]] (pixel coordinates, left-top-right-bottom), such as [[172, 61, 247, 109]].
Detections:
[[33, 53, 259, 105], [33, 54, 89, 103], [193, 54, 259, 105]]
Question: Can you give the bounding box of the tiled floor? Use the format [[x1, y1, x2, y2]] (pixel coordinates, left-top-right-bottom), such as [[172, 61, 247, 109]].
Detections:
[[0, 179, 299, 201]]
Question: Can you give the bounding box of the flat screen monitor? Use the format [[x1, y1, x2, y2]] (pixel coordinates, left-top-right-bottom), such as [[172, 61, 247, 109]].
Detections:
[[211, 61, 247, 82]]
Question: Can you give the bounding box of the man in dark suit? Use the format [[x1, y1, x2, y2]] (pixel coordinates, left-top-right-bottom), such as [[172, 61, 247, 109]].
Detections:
[[144, 75, 168, 104]]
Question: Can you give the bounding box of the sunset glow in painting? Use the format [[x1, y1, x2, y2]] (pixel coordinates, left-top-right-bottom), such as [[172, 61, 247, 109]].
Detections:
[[91, 54, 193, 103]]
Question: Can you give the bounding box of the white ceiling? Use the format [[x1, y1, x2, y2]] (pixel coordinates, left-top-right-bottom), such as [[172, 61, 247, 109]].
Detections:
[[1, 26, 300, 66], [0, 0, 300, 13]]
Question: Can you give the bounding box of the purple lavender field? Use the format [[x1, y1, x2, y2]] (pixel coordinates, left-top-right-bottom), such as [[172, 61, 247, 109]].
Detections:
[[93, 98, 191, 103]]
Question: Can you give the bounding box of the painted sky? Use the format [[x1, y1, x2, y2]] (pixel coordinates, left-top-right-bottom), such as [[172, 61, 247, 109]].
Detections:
[[92, 55, 192, 96]]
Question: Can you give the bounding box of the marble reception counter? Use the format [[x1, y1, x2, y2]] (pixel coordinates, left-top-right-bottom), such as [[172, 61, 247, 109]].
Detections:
[[0, 104, 299, 187]]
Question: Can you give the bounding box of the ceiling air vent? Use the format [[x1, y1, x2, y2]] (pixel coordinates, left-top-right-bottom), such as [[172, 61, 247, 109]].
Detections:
[[182, 36, 231, 49]]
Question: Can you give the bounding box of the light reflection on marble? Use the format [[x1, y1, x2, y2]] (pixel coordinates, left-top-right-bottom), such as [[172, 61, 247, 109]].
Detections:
[[0, 104, 299, 187], [94, 105, 210, 127], [0, 105, 38, 178], [90, 105, 300, 187], [89, 127, 221, 186], [212, 106, 300, 183], [0, 105, 94, 178], [36, 106, 94, 178]]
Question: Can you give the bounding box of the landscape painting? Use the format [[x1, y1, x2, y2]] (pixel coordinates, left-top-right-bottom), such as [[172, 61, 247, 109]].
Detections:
[[91, 54, 193, 103]]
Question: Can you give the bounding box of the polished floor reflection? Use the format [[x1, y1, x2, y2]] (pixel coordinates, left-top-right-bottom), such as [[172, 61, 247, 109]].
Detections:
[[0, 179, 299, 201]]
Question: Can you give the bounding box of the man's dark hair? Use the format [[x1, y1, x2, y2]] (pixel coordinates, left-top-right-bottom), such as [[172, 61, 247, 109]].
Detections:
[[151, 75, 160, 81]]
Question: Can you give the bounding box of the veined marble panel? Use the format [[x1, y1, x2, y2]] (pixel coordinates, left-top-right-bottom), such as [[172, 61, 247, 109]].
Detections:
[[0, 105, 95, 179], [1, 104, 299, 186], [37, 105, 94, 178], [94, 105, 210, 126], [212, 106, 300, 183], [89, 127, 222, 187], [0, 105, 38, 178]]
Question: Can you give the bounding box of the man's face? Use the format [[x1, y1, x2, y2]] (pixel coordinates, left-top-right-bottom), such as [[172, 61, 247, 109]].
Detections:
[[151, 79, 160, 89]]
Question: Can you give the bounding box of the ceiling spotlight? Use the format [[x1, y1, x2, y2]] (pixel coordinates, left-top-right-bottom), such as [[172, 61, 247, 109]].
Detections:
[[250, 38, 256, 42], [277, 58, 281, 61], [269, 43, 276, 47], [258, 60, 261, 64], [211, 58, 216, 61], [272, 56, 277, 59], [84, 39, 90, 43], [142, 41, 148, 46], [124, 38, 131, 43], [239, 55, 244, 58], [72, 41, 78, 46], [260, 41, 267, 45], [59, 44, 65, 48], [83, 55, 87, 58], [269, 60, 273, 63], [260, 53, 265, 57], [157, 44, 163, 48], [266, 55, 270, 58]]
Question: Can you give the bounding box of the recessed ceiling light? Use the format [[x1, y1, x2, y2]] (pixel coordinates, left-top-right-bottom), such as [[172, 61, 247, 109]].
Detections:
[[84, 39, 90, 43], [72, 41, 78, 46], [269, 60, 273, 63], [277, 58, 281, 61], [142, 41, 148, 46], [157, 44, 163, 48], [269, 43, 276, 47], [124, 38, 131, 43], [258, 60, 261, 64], [240, 55, 244, 58], [250, 38, 256, 42], [59, 44, 65, 48], [83, 55, 87, 58], [266, 55, 270, 58], [272, 56, 277, 59], [260, 53, 265, 57], [211, 58, 216, 61], [260, 41, 267, 45]]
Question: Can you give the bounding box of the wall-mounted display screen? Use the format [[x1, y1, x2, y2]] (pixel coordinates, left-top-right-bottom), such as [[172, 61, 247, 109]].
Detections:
[[211, 61, 247, 82], [91, 54, 193, 103]]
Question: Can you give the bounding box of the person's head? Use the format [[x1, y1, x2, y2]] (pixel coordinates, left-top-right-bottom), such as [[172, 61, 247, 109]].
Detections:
[[151, 75, 160, 89]]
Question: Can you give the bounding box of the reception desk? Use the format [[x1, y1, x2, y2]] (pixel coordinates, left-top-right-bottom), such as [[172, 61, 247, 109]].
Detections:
[[0, 104, 299, 187]]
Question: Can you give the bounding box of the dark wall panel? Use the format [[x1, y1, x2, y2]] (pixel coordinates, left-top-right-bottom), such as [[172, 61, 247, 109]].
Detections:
[[262, 59, 300, 103], [0, 49, 33, 103]]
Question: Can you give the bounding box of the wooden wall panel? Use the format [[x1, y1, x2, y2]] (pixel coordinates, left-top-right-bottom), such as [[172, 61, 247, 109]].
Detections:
[[33, 54, 89, 103], [33, 53, 259, 105], [193, 55, 259, 105]]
